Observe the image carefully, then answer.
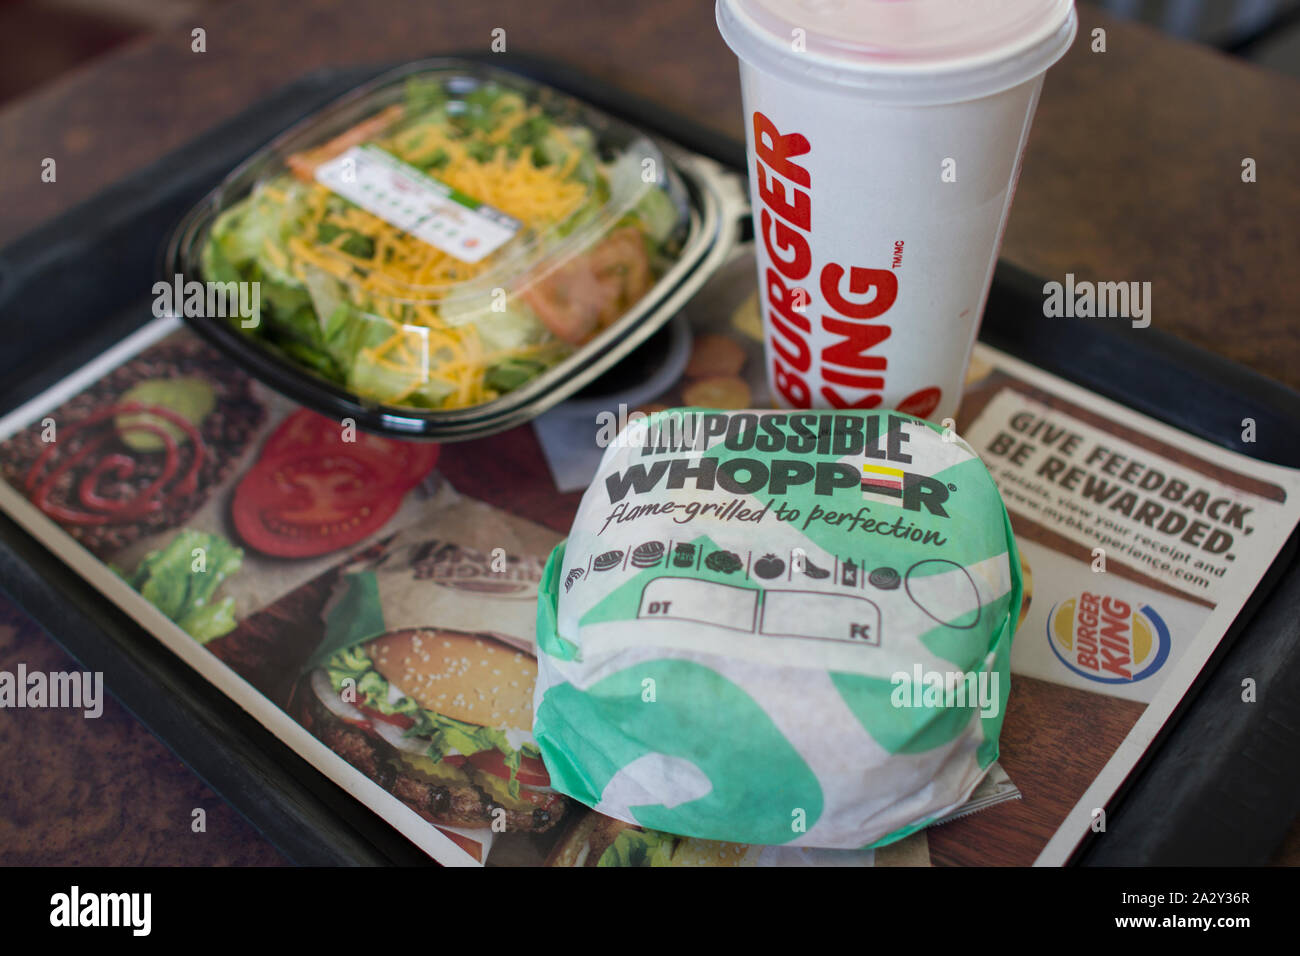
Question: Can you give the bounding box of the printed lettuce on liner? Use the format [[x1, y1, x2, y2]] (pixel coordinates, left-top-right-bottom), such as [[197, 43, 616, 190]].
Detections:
[[534, 408, 1022, 849]]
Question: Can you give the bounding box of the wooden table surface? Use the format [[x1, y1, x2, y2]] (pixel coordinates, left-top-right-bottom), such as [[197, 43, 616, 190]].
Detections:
[[0, 0, 1296, 866]]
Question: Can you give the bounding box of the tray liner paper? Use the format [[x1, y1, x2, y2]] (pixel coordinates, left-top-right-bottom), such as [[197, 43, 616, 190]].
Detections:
[[8, 254, 1297, 862]]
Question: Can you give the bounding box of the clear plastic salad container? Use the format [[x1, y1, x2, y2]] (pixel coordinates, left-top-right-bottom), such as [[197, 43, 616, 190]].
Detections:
[[166, 59, 746, 439]]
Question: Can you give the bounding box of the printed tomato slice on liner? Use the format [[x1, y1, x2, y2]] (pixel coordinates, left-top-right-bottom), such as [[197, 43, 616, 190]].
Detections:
[[261, 409, 440, 489], [468, 749, 552, 789], [352, 701, 416, 731], [232, 444, 404, 558]]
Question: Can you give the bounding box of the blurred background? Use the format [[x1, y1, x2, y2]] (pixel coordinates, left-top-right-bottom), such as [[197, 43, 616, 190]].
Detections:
[[1, 0, 1299, 105]]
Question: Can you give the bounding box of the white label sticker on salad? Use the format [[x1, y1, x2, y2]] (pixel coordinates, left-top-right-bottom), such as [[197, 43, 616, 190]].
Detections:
[[314, 144, 521, 264]]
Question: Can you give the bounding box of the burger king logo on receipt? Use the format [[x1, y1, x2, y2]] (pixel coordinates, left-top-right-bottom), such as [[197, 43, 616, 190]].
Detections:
[[1047, 591, 1170, 684]]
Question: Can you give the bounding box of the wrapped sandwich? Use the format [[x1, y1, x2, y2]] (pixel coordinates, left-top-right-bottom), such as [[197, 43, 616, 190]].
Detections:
[[533, 408, 1022, 849]]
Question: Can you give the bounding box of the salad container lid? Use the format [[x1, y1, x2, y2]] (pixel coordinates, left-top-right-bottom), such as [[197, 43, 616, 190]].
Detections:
[[170, 60, 743, 438]]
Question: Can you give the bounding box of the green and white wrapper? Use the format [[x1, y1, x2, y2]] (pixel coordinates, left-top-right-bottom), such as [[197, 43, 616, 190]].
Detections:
[[534, 409, 1022, 849]]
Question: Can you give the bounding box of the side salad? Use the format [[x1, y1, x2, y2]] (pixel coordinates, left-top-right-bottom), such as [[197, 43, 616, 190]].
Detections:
[[201, 77, 684, 410]]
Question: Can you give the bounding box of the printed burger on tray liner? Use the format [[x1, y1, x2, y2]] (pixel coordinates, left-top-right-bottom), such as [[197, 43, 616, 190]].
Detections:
[[534, 408, 1023, 849]]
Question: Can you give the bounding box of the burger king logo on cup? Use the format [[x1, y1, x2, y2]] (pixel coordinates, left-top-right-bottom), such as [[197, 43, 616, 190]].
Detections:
[[1046, 591, 1170, 684]]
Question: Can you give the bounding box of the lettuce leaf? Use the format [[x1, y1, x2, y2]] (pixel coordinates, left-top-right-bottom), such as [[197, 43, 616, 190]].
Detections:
[[119, 529, 243, 643], [597, 828, 676, 867]]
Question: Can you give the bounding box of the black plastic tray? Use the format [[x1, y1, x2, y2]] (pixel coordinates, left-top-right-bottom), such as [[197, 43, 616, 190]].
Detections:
[[1, 52, 1298, 866]]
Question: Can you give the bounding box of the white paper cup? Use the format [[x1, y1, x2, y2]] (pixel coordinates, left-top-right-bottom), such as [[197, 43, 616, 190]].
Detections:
[[717, 0, 1077, 423]]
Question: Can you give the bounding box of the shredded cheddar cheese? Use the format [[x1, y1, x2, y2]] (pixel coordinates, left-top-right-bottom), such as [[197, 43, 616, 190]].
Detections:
[[292, 119, 590, 298]]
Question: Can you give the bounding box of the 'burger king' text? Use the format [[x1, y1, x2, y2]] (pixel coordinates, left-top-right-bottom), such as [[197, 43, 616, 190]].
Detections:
[[754, 111, 899, 410]]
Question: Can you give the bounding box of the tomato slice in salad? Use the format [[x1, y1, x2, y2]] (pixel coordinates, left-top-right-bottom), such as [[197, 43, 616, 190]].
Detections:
[[520, 226, 652, 345], [468, 749, 552, 788], [232, 445, 403, 558], [262, 409, 439, 490]]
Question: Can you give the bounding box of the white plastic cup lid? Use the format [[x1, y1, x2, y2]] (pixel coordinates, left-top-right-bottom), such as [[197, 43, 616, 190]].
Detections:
[[717, 0, 1078, 104]]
